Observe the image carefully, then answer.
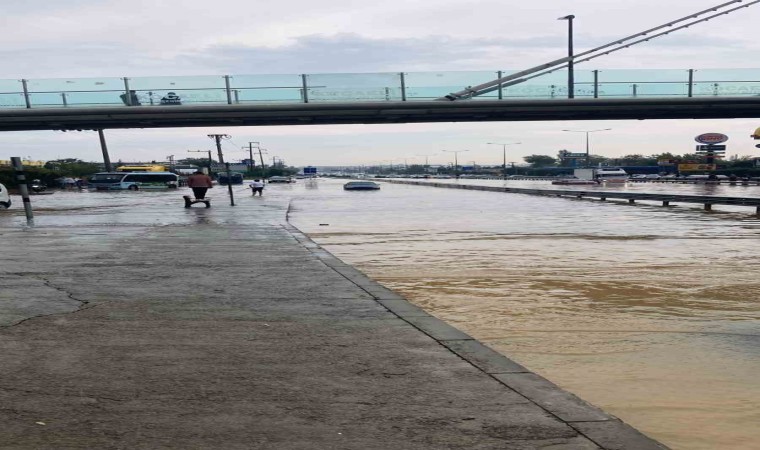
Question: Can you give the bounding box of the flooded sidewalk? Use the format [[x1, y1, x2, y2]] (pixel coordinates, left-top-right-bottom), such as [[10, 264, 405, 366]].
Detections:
[[0, 190, 666, 449]]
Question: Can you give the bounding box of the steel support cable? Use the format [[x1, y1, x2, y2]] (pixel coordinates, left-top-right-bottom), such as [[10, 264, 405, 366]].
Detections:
[[473, 0, 760, 96], [440, 0, 760, 100]]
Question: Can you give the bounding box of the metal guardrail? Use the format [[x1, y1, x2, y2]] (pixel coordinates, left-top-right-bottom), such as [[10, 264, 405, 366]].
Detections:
[[628, 178, 760, 185], [384, 179, 760, 214]]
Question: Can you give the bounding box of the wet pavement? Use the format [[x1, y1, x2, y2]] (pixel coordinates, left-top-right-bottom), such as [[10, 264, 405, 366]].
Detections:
[[0, 187, 667, 449]]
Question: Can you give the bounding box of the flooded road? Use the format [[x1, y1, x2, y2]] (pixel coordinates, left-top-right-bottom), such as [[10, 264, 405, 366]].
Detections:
[[2, 179, 759, 449], [288, 179, 760, 450]]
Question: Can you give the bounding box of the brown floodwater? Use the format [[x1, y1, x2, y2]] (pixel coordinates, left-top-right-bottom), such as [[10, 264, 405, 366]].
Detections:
[[289, 178, 760, 450]]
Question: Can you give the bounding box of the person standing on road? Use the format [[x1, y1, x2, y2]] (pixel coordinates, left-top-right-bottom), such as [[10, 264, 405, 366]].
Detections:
[[187, 171, 213, 199], [249, 178, 265, 196]]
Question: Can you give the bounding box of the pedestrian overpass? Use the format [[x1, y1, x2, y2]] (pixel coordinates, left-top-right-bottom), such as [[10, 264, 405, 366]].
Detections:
[[2, 68, 760, 131], [3, 0, 760, 131]]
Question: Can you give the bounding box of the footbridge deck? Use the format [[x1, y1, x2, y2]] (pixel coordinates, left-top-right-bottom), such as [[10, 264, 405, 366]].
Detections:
[[2, 68, 760, 130]]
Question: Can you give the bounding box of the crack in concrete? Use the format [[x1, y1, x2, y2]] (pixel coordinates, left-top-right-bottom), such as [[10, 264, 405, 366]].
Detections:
[[0, 274, 98, 330]]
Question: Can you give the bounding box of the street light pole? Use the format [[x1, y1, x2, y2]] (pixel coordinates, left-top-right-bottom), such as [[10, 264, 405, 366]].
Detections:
[[558, 15, 575, 99], [442, 150, 469, 179], [487, 142, 521, 180], [562, 128, 612, 167]]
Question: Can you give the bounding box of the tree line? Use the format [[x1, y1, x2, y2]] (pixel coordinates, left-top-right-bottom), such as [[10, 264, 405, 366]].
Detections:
[[522, 153, 758, 168]]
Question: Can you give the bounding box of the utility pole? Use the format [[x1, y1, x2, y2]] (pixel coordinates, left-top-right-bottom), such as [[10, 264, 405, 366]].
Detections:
[[258, 147, 268, 177], [207, 134, 235, 206], [243, 141, 260, 175], [188, 150, 213, 174], [166, 155, 175, 172]]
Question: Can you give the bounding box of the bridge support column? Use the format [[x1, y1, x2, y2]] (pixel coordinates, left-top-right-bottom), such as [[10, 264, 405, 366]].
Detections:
[[704, 203, 712, 211], [600, 197, 606, 201], [756, 206, 760, 215], [663, 201, 669, 206], [628, 199, 635, 204], [98, 129, 113, 172]]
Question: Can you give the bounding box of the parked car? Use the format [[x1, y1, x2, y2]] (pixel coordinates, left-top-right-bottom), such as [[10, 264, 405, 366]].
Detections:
[[0, 183, 11, 209], [267, 176, 295, 183]]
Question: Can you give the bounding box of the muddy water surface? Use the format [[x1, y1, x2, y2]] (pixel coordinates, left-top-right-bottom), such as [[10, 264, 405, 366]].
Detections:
[[289, 179, 760, 450]]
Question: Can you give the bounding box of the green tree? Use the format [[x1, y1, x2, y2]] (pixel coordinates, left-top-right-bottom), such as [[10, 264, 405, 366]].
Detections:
[[44, 159, 101, 177], [523, 155, 557, 167]]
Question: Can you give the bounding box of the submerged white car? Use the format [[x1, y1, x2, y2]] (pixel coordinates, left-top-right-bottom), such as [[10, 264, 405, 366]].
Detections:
[[0, 183, 11, 209]]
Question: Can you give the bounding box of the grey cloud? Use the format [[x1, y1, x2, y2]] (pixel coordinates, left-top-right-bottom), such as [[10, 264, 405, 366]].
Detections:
[[1, 31, 756, 80], [182, 33, 566, 74]]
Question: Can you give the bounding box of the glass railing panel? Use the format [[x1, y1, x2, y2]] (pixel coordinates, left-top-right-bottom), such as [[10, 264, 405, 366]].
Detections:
[[229, 74, 306, 103], [0, 79, 25, 108], [24, 77, 125, 108], [405, 71, 502, 101], [592, 69, 689, 98], [692, 69, 760, 97], [305, 73, 404, 102], [230, 74, 303, 103], [128, 75, 227, 106], [505, 69, 576, 99]]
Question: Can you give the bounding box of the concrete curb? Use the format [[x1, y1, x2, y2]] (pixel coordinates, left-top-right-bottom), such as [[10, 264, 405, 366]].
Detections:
[[283, 222, 669, 450]]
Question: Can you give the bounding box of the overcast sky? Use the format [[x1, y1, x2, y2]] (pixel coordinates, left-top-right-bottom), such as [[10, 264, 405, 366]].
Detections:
[[2, 0, 759, 166]]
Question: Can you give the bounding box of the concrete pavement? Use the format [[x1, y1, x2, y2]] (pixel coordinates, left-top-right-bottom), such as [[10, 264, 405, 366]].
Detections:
[[0, 190, 668, 449]]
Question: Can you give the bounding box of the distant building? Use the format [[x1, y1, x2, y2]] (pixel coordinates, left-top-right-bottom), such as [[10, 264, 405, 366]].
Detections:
[[0, 159, 46, 168]]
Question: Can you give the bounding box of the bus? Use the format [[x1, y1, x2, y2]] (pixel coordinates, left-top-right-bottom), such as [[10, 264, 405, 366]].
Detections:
[[88, 172, 179, 190], [115, 165, 168, 172]]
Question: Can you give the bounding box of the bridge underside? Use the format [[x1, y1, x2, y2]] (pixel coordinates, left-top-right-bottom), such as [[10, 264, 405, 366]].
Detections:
[[2, 97, 760, 131]]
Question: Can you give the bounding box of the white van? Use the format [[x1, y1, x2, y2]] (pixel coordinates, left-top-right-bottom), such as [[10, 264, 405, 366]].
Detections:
[[0, 183, 11, 209]]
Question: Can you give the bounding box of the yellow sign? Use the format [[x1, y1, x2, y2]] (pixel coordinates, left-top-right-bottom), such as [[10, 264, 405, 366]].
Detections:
[[752, 127, 760, 139], [678, 164, 716, 172]]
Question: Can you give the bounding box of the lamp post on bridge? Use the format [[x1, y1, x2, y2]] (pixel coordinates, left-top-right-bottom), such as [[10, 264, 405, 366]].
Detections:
[[562, 128, 611, 167], [558, 14, 575, 99], [442, 150, 469, 179], [487, 142, 522, 180]]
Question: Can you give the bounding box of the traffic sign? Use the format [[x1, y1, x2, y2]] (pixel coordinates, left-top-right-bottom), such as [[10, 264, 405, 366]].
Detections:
[[696, 145, 726, 151]]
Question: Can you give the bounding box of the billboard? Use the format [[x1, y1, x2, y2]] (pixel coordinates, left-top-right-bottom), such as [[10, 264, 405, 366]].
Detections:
[[694, 133, 729, 144], [303, 166, 317, 174], [678, 164, 716, 172]]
